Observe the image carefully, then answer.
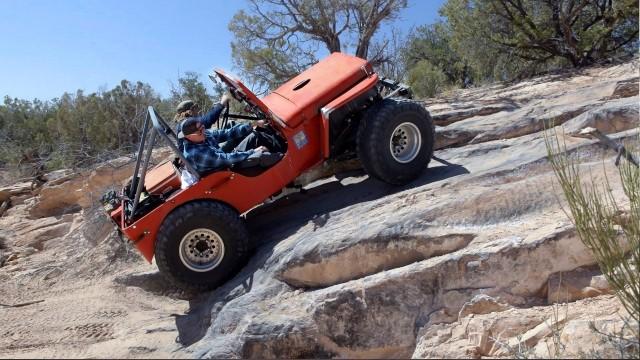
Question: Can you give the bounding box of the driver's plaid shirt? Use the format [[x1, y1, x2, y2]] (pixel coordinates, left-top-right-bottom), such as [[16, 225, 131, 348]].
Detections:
[[183, 123, 255, 174]]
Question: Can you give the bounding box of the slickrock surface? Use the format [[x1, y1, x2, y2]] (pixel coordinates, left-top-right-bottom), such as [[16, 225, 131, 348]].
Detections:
[[0, 59, 637, 358]]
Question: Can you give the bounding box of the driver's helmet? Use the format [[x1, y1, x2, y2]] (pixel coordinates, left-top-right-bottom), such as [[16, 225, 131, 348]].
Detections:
[[176, 100, 198, 113]]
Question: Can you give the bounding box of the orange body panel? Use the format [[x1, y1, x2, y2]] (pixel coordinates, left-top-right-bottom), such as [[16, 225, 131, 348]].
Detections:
[[263, 52, 371, 128], [320, 73, 379, 158], [213, 70, 271, 116], [117, 53, 378, 263]]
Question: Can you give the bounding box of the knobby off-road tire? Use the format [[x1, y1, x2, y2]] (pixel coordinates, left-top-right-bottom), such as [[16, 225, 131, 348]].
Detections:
[[155, 201, 249, 292], [357, 98, 435, 185]]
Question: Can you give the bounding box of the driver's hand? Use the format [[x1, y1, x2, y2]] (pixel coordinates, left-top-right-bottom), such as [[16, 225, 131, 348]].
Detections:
[[255, 146, 269, 153], [220, 93, 231, 107]]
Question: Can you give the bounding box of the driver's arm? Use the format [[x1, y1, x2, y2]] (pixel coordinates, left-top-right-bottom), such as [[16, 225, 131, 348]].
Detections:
[[184, 142, 254, 173], [208, 123, 252, 143], [198, 103, 224, 128], [198, 94, 231, 129]]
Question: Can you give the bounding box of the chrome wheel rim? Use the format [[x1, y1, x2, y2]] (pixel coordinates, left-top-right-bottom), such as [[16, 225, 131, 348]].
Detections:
[[179, 228, 225, 272], [389, 122, 422, 163]]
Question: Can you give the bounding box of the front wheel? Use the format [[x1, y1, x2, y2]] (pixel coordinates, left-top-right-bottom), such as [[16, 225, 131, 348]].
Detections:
[[357, 99, 435, 185], [155, 201, 249, 291]]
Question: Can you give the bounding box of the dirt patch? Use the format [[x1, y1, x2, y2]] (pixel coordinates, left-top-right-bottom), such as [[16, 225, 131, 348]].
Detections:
[[113, 271, 196, 300]]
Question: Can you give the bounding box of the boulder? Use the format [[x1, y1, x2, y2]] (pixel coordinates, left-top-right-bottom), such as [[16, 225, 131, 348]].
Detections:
[[458, 294, 511, 321], [29, 157, 132, 218], [546, 266, 613, 304], [29, 185, 84, 218], [0, 181, 32, 197], [429, 101, 518, 126], [531, 313, 638, 358], [277, 231, 475, 288], [607, 77, 639, 99], [29, 148, 172, 218], [563, 97, 640, 136], [12, 216, 73, 249], [413, 296, 630, 359], [191, 123, 640, 358], [431, 59, 638, 149], [193, 222, 602, 358]]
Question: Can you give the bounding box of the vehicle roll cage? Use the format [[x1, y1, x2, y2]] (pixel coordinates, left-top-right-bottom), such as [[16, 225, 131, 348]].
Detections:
[[126, 107, 200, 218]]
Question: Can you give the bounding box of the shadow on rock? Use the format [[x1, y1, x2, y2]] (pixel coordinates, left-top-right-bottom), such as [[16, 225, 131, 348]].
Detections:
[[172, 158, 469, 349], [113, 271, 195, 300], [173, 266, 263, 347], [246, 157, 469, 247], [174, 296, 213, 347]]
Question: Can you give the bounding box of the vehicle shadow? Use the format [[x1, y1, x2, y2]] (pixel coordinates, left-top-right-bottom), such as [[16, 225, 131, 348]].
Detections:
[[246, 156, 469, 246], [173, 157, 469, 347]]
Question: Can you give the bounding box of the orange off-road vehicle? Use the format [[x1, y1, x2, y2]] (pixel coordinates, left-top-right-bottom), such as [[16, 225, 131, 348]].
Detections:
[[103, 52, 434, 291]]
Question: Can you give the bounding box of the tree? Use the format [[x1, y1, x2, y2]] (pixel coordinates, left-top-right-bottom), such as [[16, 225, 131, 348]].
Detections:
[[0, 96, 55, 168], [229, 0, 407, 91], [368, 27, 409, 81], [101, 80, 161, 149], [441, 0, 550, 82], [170, 72, 215, 112], [403, 22, 471, 87], [0, 80, 163, 171], [491, 0, 638, 67], [441, 0, 639, 78]]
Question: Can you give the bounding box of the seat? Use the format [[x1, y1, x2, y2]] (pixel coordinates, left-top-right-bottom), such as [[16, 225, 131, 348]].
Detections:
[[197, 152, 284, 178], [145, 161, 181, 197]]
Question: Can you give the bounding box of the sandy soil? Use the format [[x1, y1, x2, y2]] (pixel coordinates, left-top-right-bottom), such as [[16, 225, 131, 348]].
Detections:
[[0, 222, 192, 358]]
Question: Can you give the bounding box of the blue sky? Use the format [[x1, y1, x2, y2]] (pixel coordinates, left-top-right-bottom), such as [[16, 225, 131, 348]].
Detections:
[[0, 0, 445, 101]]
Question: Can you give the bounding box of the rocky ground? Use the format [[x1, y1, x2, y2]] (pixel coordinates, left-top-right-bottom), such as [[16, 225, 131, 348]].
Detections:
[[0, 59, 638, 358]]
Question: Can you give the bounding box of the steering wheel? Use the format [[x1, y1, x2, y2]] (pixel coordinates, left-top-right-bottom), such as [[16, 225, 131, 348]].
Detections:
[[218, 102, 230, 130]]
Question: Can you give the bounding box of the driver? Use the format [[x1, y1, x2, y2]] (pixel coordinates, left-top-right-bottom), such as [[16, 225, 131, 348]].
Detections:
[[178, 117, 271, 174], [174, 94, 252, 152]]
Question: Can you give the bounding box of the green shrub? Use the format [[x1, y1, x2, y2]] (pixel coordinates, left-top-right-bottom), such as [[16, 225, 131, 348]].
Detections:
[[545, 129, 639, 325], [407, 60, 448, 98]]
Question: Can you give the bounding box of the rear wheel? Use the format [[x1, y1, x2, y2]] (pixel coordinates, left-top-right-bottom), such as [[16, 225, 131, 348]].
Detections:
[[357, 98, 435, 185], [155, 201, 249, 291]]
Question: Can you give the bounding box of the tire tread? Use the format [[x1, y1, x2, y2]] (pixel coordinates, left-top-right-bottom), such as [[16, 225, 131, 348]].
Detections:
[[357, 98, 435, 184], [155, 201, 249, 291]]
